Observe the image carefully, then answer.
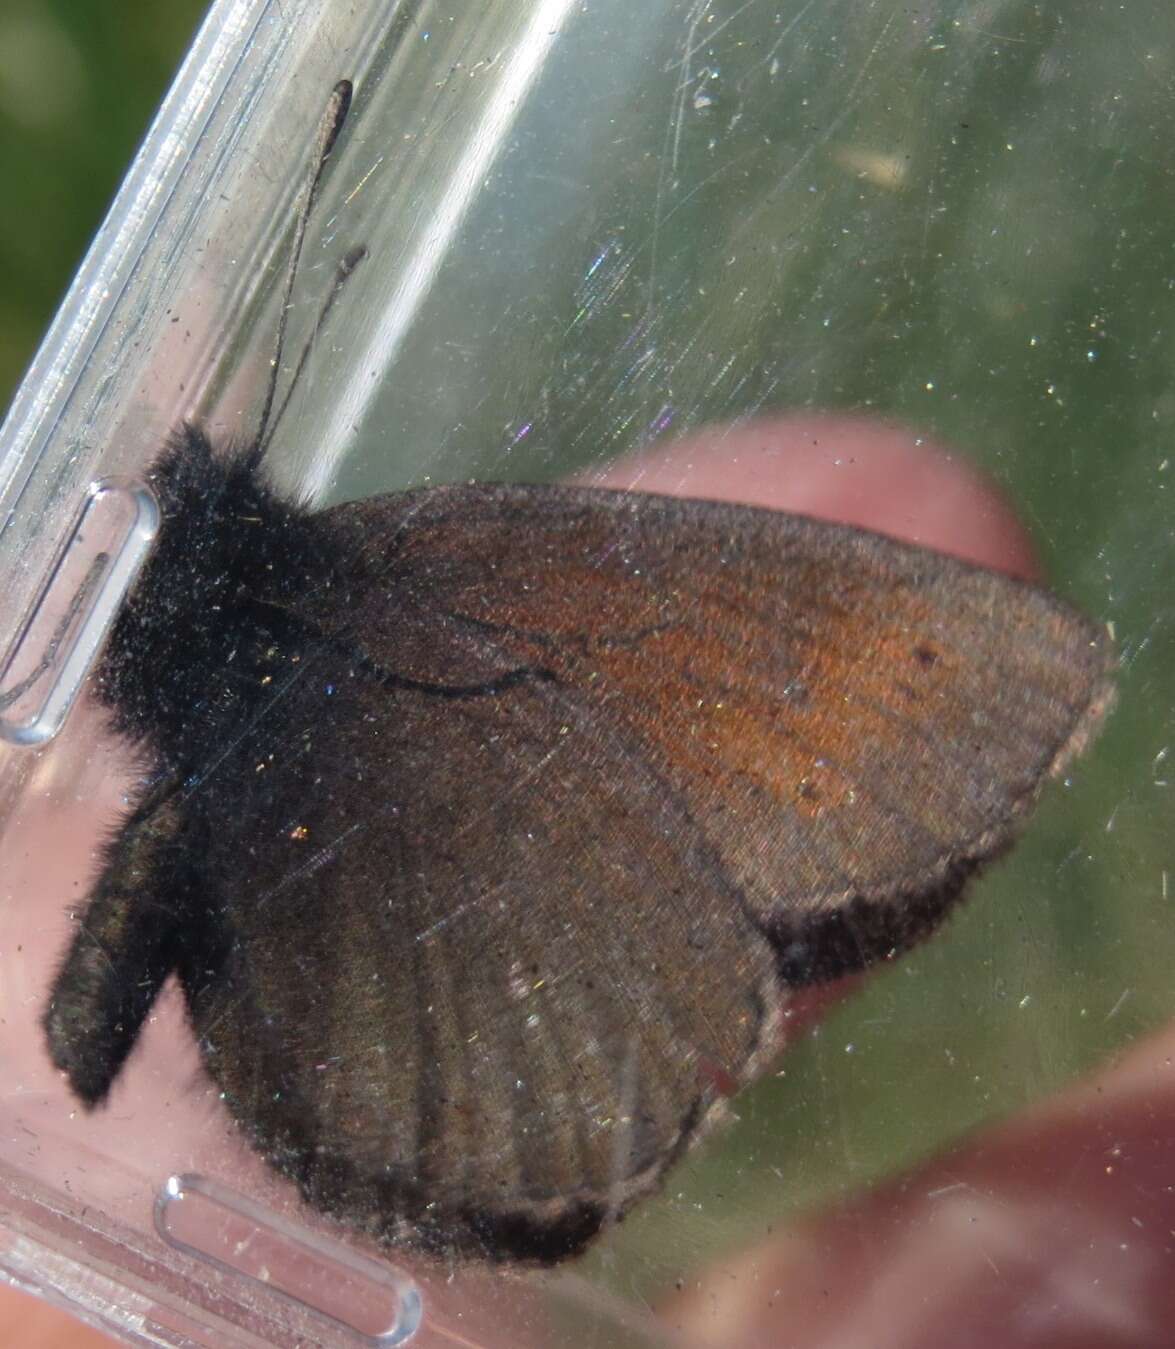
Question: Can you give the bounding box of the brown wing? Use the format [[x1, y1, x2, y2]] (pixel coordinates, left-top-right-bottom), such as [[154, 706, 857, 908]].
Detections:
[[321, 483, 1115, 976], [190, 623, 782, 1262], [195, 482, 1112, 1261]]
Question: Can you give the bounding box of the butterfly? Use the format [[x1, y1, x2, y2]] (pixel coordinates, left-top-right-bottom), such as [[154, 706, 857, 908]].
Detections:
[[40, 81, 1115, 1264]]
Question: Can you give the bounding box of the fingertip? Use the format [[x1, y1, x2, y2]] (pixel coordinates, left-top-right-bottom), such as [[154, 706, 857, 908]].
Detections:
[[579, 413, 1040, 580]]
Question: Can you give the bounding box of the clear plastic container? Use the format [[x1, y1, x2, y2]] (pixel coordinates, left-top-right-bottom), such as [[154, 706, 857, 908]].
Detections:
[[0, 1, 1169, 1345]]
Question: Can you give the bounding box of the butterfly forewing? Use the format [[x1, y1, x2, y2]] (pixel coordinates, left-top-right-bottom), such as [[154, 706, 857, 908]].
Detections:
[[318, 484, 1114, 922]]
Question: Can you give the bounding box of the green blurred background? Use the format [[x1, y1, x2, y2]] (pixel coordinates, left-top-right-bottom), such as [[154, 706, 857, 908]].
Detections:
[[0, 1, 206, 410]]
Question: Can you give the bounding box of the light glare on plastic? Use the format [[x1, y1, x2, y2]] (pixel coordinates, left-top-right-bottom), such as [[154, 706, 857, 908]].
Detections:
[[155, 1174, 423, 1345], [0, 479, 158, 745]]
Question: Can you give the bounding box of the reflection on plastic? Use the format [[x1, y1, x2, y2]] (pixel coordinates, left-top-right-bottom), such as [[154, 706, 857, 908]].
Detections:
[[0, 480, 158, 746], [155, 1174, 422, 1344]]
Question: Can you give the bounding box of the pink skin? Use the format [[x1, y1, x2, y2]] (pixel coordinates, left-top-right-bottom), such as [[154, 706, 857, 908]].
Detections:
[[661, 1026, 1175, 1349], [574, 412, 1040, 579], [12, 413, 1143, 1347]]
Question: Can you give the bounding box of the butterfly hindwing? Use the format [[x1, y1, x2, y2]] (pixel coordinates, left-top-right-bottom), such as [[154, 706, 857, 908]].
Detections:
[[183, 594, 782, 1260]]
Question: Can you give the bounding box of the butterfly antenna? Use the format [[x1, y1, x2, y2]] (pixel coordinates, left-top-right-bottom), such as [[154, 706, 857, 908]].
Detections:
[[257, 243, 368, 461], [246, 78, 353, 472]]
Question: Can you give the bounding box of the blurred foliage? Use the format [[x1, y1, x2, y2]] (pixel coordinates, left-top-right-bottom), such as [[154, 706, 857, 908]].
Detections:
[[0, 0, 207, 407]]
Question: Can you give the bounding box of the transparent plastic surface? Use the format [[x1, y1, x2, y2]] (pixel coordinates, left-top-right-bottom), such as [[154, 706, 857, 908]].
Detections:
[[0, 1, 1170, 1345]]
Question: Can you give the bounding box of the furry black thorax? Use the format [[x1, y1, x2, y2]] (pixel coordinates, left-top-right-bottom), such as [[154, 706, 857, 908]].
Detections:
[[95, 425, 356, 770]]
